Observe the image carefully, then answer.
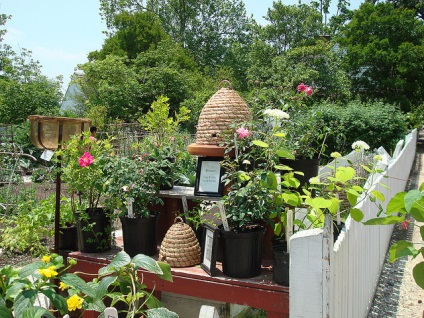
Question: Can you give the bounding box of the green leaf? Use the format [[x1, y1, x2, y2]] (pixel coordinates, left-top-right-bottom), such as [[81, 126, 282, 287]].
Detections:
[[281, 193, 301, 207], [0, 306, 13, 318], [103, 251, 131, 273], [61, 273, 96, 298], [421, 225, 424, 241], [350, 208, 364, 222], [157, 262, 173, 282], [146, 307, 179, 318], [14, 290, 38, 318], [371, 190, 385, 202], [409, 198, 424, 222], [133, 254, 163, 275], [252, 140, 269, 148], [20, 307, 54, 318], [335, 166, 356, 183], [346, 190, 360, 206], [274, 164, 293, 171], [18, 262, 43, 279], [41, 288, 68, 314], [95, 275, 117, 300], [237, 171, 250, 182], [419, 182, 424, 192], [389, 240, 418, 262], [327, 198, 340, 215], [275, 148, 294, 159], [364, 215, 404, 225], [413, 261, 424, 289], [274, 223, 283, 236], [386, 192, 407, 215], [404, 190, 424, 212], [305, 197, 333, 210]]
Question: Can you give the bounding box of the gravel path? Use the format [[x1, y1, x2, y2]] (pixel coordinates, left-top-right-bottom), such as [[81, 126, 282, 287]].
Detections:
[[367, 134, 424, 318]]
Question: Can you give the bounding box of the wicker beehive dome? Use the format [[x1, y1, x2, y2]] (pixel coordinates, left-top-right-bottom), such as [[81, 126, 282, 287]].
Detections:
[[188, 80, 251, 156], [158, 217, 201, 268]]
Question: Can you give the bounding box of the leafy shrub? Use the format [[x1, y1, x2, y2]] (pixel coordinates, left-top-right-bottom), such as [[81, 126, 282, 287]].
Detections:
[[311, 100, 407, 159], [0, 193, 56, 256]]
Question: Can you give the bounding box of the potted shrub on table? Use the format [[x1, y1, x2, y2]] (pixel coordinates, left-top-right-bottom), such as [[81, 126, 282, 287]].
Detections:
[[57, 132, 115, 253], [219, 113, 302, 279], [105, 155, 163, 257], [137, 95, 191, 190]]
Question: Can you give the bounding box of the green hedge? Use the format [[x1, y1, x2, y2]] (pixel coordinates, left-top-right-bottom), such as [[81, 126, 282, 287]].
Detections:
[[309, 100, 408, 161]]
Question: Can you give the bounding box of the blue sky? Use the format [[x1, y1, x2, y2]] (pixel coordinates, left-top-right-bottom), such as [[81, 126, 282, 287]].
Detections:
[[1, 0, 362, 93]]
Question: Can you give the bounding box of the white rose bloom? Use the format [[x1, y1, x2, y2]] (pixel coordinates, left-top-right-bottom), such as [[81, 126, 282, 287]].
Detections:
[[351, 140, 370, 150], [264, 109, 290, 120]]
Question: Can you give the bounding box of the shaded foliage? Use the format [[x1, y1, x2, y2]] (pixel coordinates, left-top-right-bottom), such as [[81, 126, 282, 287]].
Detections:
[[338, 2, 424, 111]]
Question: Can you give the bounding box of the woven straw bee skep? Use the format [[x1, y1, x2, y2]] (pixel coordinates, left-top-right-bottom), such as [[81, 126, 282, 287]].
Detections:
[[188, 80, 251, 156], [158, 217, 201, 267]]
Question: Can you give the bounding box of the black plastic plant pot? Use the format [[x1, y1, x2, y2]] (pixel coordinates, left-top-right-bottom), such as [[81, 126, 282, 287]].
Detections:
[[75, 208, 112, 253], [280, 158, 320, 187], [220, 227, 264, 278], [58, 225, 78, 251], [272, 245, 290, 286], [120, 212, 159, 257]]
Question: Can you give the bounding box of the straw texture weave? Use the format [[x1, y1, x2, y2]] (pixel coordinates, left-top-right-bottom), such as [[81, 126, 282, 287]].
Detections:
[[158, 217, 201, 267], [195, 80, 251, 145]]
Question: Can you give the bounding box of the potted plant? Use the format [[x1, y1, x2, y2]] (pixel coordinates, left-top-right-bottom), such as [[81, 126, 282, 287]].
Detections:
[[58, 196, 78, 251], [219, 113, 302, 278], [249, 82, 328, 186], [301, 143, 385, 237], [0, 252, 178, 318], [137, 95, 191, 190], [105, 154, 163, 257], [57, 132, 115, 253]]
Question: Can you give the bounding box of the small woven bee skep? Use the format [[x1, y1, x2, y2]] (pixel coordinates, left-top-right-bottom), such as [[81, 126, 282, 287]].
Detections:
[[187, 80, 251, 156], [158, 217, 201, 267]]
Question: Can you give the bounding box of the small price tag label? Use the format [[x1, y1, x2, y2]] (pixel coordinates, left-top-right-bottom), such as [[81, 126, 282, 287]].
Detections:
[[40, 149, 54, 161], [127, 197, 134, 218], [286, 209, 293, 253], [217, 201, 230, 231], [182, 196, 189, 219]]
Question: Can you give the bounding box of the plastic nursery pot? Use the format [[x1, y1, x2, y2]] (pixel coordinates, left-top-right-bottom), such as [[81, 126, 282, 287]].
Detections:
[[120, 211, 159, 257], [220, 226, 264, 278]]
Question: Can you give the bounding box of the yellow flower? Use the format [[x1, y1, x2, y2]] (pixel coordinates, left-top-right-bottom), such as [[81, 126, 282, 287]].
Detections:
[[59, 282, 68, 291], [67, 294, 83, 311], [331, 152, 341, 158], [42, 256, 51, 263], [38, 266, 58, 278]]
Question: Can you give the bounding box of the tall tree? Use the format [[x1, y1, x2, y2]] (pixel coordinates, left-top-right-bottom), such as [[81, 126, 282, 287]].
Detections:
[[99, 0, 253, 70], [0, 11, 62, 124], [386, 0, 423, 20], [88, 10, 168, 61], [338, 2, 424, 111], [261, 1, 323, 54], [0, 48, 63, 124]]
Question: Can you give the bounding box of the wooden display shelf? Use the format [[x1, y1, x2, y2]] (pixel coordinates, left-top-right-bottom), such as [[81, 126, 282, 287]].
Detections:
[[68, 246, 289, 318], [68, 186, 289, 317]]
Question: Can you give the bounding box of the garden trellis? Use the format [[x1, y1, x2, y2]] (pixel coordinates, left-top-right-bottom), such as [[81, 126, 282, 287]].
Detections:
[[0, 124, 36, 214]]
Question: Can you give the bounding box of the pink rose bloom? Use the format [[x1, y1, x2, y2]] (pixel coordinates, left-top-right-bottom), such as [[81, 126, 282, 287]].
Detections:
[[305, 86, 313, 96], [236, 127, 250, 139], [78, 152, 94, 167], [297, 83, 307, 92]]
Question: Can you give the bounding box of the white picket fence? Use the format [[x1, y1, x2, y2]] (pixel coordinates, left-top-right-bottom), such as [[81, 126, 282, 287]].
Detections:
[[290, 129, 418, 318]]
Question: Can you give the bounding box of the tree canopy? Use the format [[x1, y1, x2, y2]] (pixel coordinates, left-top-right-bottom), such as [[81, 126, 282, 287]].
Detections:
[[338, 2, 424, 111]]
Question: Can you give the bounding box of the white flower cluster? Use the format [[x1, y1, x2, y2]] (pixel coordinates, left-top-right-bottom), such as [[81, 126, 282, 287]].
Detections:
[[351, 140, 370, 150], [264, 109, 290, 120]]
